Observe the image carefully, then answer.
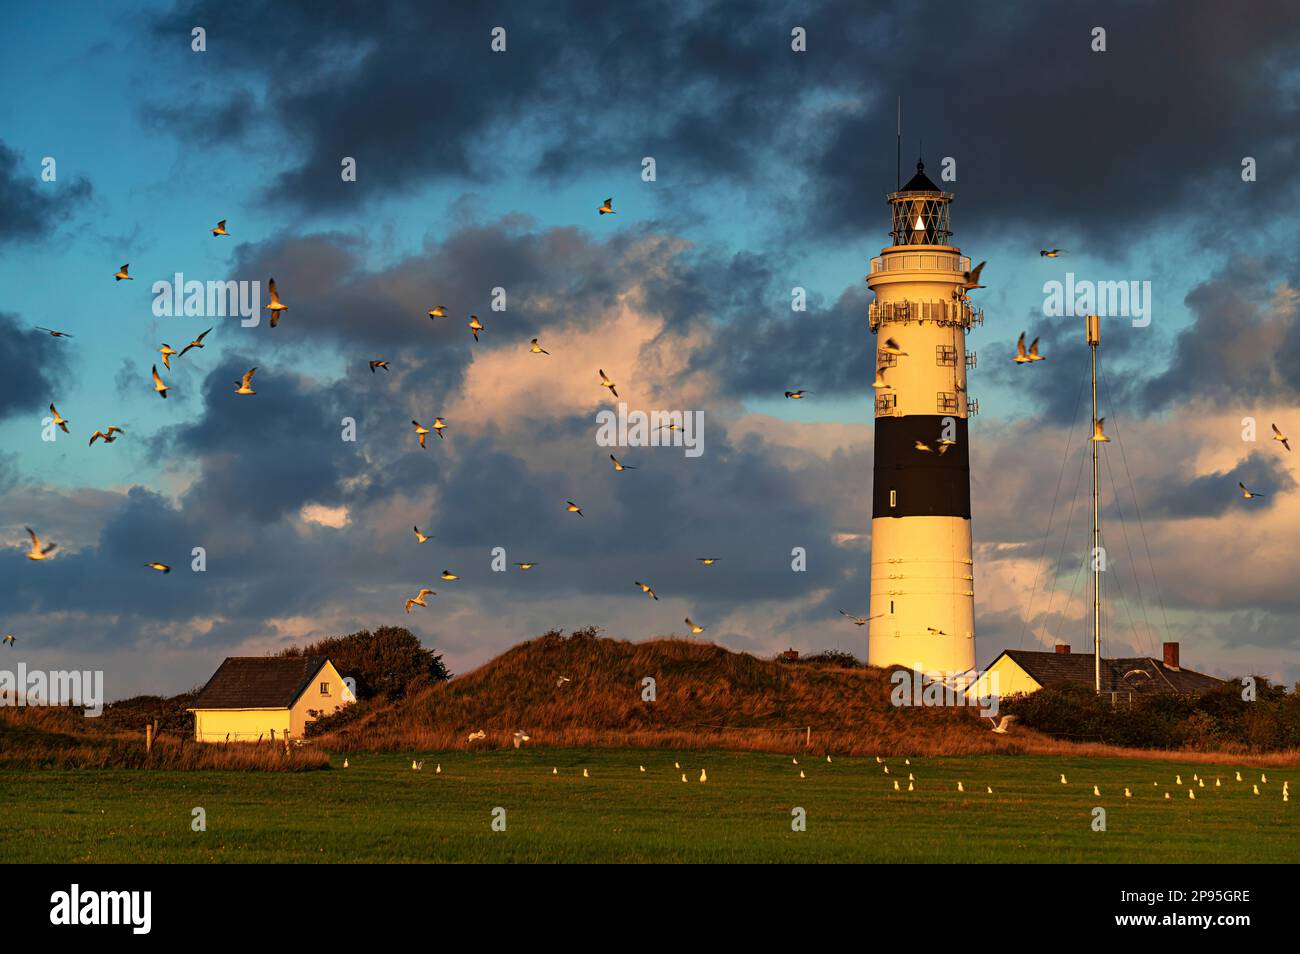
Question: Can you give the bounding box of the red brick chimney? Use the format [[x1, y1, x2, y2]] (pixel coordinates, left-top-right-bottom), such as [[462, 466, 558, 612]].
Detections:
[[781, 648, 800, 662], [1162, 642, 1180, 670], [1055, 644, 1071, 654]]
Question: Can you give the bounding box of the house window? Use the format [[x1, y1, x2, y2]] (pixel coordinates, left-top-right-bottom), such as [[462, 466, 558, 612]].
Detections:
[[889, 489, 897, 508], [937, 392, 958, 414], [935, 344, 957, 366], [319, 682, 330, 696]]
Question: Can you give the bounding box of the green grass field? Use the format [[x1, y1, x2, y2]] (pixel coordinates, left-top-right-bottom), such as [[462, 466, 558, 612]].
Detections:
[[1, 750, 1296, 862]]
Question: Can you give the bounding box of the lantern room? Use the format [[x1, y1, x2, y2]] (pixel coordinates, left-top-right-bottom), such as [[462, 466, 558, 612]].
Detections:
[[888, 159, 952, 246]]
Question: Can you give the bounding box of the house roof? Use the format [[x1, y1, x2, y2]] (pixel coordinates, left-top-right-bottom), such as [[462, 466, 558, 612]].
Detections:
[[998, 650, 1225, 695], [191, 656, 331, 709]]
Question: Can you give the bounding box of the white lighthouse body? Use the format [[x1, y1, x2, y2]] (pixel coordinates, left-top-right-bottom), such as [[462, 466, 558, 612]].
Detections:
[[865, 160, 980, 675]]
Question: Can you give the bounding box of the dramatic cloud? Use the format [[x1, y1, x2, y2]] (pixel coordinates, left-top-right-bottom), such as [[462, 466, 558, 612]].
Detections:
[[0, 313, 71, 422], [0, 140, 91, 244]]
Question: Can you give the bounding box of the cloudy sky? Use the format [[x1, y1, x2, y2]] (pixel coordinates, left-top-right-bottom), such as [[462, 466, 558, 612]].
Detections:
[[4, 0, 1300, 699]]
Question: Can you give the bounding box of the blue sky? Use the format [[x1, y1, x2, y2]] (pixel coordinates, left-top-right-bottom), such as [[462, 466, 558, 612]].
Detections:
[[4, 0, 1300, 698]]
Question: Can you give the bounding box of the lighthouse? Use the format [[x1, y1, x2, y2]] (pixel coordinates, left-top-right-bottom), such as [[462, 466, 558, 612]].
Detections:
[[865, 159, 980, 675]]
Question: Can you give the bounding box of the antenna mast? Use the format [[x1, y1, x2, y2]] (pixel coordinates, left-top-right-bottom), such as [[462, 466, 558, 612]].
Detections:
[[896, 96, 901, 190], [1087, 313, 1102, 694]]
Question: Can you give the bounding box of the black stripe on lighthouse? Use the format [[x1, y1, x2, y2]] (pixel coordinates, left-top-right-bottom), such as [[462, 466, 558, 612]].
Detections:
[[873, 415, 971, 518]]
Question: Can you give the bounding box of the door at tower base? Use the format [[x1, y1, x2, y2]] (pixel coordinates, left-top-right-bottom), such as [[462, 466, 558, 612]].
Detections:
[[867, 516, 975, 673]]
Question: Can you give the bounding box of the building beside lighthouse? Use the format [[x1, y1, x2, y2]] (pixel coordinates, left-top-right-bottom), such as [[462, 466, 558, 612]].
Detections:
[[866, 160, 981, 675]]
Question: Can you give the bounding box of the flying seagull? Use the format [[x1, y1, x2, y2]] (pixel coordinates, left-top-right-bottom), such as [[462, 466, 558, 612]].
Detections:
[[1090, 418, 1110, 443], [529, 338, 550, 355], [89, 426, 125, 446], [566, 500, 584, 516], [179, 328, 212, 356], [159, 344, 179, 370], [405, 588, 436, 613], [987, 715, 1016, 734], [961, 260, 986, 290], [412, 420, 432, 448], [1272, 423, 1291, 452], [610, 453, 635, 472], [685, 618, 705, 634], [513, 731, 531, 749], [432, 417, 447, 439], [233, 367, 257, 395], [880, 337, 908, 356], [2, 634, 13, 646], [635, 580, 659, 600], [49, 403, 70, 433], [839, 610, 881, 626], [468, 315, 484, 341], [369, 360, 389, 373], [114, 264, 133, 281], [440, 570, 459, 581], [1239, 481, 1264, 499], [265, 278, 288, 327], [24, 527, 57, 561], [144, 562, 171, 573], [35, 327, 72, 338], [151, 365, 170, 399], [211, 219, 229, 237], [514, 562, 538, 570], [871, 366, 892, 390], [599, 369, 619, 398], [1039, 249, 1064, 258], [1013, 332, 1045, 363], [413, 526, 433, 544], [784, 390, 809, 399], [697, 557, 720, 565], [428, 305, 447, 319], [598, 197, 615, 215]]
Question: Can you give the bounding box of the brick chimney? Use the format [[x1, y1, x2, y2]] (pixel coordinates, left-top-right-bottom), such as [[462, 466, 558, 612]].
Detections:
[[1055, 644, 1071, 654], [1162, 642, 1180, 670], [781, 648, 800, 662]]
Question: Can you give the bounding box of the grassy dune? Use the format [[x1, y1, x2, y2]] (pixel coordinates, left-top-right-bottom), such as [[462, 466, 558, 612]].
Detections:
[[1, 749, 1296, 863]]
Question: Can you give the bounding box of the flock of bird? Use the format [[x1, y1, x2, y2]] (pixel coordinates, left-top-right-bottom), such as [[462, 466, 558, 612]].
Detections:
[[14, 197, 738, 649]]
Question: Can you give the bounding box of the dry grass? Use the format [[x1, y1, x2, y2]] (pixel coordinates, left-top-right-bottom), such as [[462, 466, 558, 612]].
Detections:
[[316, 633, 1300, 766], [0, 705, 328, 771]]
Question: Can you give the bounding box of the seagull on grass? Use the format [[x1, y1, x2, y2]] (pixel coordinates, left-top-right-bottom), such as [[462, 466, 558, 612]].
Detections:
[[404, 588, 435, 613], [467, 731, 486, 742]]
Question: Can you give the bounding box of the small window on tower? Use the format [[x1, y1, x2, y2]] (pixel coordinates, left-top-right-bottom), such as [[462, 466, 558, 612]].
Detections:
[[875, 393, 897, 415], [937, 392, 958, 414], [935, 344, 957, 366], [878, 351, 898, 369], [889, 489, 897, 509], [890, 600, 895, 614]]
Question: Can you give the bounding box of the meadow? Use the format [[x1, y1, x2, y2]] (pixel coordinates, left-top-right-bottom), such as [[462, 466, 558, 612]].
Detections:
[[2, 748, 1296, 863]]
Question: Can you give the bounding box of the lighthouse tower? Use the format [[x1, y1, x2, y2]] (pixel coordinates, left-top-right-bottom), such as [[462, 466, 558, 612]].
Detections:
[[865, 159, 980, 674]]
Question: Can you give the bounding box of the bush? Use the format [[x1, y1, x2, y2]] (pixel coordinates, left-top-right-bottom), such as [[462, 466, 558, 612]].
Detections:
[[280, 626, 450, 700]]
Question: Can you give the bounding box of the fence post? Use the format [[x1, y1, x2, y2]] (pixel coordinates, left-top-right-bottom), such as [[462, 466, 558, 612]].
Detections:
[[805, 726, 811, 748], [145, 723, 153, 753]]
